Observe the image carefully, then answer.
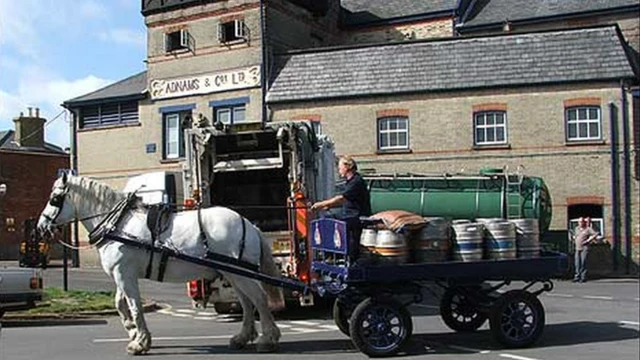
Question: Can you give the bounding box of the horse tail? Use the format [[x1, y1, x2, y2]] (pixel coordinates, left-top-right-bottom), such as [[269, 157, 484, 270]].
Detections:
[[258, 232, 285, 311]]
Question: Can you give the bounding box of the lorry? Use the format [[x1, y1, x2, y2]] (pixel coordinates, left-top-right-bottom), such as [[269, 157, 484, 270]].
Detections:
[[0, 266, 43, 318], [178, 120, 336, 312]]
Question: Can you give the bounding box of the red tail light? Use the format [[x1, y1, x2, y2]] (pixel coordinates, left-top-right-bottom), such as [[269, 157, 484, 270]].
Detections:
[[187, 280, 200, 298], [30, 277, 42, 289]]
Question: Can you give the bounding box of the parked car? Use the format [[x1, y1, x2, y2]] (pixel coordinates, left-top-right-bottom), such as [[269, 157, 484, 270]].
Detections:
[[0, 266, 43, 317]]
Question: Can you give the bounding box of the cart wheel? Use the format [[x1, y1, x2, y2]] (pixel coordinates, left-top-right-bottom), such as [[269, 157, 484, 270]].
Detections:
[[332, 298, 350, 336], [349, 297, 412, 357], [213, 302, 240, 315], [489, 290, 545, 348], [440, 286, 487, 332]]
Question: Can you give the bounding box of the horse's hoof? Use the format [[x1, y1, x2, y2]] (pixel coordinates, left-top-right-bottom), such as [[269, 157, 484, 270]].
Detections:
[[229, 336, 247, 350], [256, 342, 279, 353], [127, 341, 145, 355]]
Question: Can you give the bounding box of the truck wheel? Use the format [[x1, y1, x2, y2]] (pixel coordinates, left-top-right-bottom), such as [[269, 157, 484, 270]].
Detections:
[[332, 298, 350, 336], [213, 302, 241, 315], [489, 290, 545, 348], [440, 287, 487, 332], [349, 297, 412, 357]]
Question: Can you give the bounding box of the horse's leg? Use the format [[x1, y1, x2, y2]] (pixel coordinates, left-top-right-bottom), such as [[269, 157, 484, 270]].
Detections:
[[226, 279, 258, 350], [229, 276, 280, 353], [115, 287, 136, 341], [113, 265, 152, 355]]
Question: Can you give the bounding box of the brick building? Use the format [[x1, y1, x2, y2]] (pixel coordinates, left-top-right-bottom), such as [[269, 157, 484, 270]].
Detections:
[[63, 0, 639, 273], [0, 109, 69, 260]]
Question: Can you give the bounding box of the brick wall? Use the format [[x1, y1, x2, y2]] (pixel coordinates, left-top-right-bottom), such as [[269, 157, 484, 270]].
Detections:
[[0, 151, 69, 259], [341, 18, 455, 45]]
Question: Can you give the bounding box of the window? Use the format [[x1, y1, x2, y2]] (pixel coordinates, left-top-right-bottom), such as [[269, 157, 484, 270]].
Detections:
[[474, 111, 507, 146], [218, 19, 245, 43], [165, 29, 189, 52], [566, 106, 601, 141], [214, 104, 246, 125], [377, 117, 409, 151], [163, 112, 190, 159], [80, 101, 139, 129]]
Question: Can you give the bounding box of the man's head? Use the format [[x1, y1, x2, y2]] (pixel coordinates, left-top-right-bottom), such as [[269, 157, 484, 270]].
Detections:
[[338, 155, 357, 178], [578, 217, 587, 227]]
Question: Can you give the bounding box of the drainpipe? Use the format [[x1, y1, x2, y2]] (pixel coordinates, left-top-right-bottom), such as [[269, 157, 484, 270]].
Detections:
[[260, 0, 267, 127], [66, 106, 80, 268], [621, 84, 632, 274], [609, 102, 620, 272]]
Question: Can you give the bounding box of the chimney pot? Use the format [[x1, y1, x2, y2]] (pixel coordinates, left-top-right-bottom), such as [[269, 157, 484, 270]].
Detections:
[[36, 108, 40, 118], [28, 107, 33, 117]]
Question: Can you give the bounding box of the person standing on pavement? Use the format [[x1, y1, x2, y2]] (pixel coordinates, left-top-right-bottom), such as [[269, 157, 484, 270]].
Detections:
[[571, 217, 599, 283], [310, 155, 371, 262]]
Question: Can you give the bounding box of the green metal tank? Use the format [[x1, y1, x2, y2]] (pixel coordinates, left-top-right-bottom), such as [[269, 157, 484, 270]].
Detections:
[[365, 169, 552, 233]]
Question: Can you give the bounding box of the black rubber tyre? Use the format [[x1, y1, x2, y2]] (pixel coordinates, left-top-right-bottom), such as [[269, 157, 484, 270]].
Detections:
[[213, 301, 241, 315], [349, 297, 413, 357], [332, 298, 350, 336], [489, 290, 545, 348], [440, 286, 487, 332]]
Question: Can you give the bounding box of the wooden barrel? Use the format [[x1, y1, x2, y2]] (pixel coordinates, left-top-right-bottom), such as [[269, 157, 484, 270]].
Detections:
[[375, 230, 408, 265], [451, 223, 484, 262], [359, 228, 378, 262], [483, 220, 517, 260], [512, 218, 541, 259], [414, 217, 450, 263]]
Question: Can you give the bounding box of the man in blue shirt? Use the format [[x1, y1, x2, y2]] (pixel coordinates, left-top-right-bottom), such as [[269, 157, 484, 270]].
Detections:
[[311, 155, 371, 261]]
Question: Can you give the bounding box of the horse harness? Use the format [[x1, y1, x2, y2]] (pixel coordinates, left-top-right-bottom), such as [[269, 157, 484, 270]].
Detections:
[[87, 195, 257, 282]]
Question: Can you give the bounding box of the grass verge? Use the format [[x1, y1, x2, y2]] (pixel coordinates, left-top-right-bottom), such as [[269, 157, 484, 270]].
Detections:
[[24, 287, 115, 314]]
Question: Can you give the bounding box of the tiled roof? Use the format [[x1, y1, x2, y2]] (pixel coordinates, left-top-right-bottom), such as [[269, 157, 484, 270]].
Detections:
[[64, 71, 147, 106], [341, 0, 459, 26], [462, 0, 640, 29], [267, 26, 636, 103], [0, 131, 67, 154]]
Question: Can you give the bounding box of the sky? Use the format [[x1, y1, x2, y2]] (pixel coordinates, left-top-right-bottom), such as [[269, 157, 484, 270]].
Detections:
[[0, 0, 147, 149]]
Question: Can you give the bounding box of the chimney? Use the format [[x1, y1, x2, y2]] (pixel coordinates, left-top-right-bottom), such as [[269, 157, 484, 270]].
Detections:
[[13, 107, 46, 148]]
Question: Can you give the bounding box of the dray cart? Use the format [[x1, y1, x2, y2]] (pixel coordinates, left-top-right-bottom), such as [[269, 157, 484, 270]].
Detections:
[[310, 218, 569, 357]]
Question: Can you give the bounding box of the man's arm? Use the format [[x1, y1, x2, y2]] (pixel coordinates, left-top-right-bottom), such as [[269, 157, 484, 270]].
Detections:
[[311, 195, 345, 211]]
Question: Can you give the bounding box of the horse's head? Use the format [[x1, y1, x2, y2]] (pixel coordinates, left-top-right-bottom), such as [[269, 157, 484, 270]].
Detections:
[[37, 172, 74, 235]]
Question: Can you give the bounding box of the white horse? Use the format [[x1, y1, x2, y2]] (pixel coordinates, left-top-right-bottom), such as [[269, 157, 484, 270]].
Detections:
[[37, 173, 284, 355]]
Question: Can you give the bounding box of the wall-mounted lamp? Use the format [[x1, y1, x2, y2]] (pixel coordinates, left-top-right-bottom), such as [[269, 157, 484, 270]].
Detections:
[[0, 183, 6, 197]]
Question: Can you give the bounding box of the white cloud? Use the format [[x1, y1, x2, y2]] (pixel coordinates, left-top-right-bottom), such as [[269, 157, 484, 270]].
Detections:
[[79, 0, 110, 20], [99, 28, 146, 47], [1, 71, 112, 148]]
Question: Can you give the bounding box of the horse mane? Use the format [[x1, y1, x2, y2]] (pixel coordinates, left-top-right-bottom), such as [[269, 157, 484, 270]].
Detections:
[[67, 175, 126, 209]]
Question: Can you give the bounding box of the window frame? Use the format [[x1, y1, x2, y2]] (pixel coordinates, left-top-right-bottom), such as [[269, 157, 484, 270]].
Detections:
[[162, 111, 190, 160], [377, 116, 410, 152], [165, 29, 190, 53], [213, 103, 246, 126], [217, 19, 246, 44], [565, 106, 602, 142], [79, 101, 139, 129], [473, 110, 508, 146]]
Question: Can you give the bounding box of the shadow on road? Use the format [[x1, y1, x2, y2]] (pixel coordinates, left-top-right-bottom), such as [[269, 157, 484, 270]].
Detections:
[[0, 318, 108, 328], [137, 320, 639, 357]]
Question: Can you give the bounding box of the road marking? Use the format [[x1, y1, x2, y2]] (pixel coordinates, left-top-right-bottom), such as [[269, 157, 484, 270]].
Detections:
[[619, 321, 639, 326], [448, 344, 487, 353], [635, 298, 639, 301], [413, 304, 439, 309], [277, 324, 292, 329], [289, 320, 320, 326], [500, 354, 540, 360], [290, 327, 318, 333], [318, 324, 339, 330], [176, 309, 197, 314], [193, 316, 215, 321], [94, 329, 336, 343], [583, 295, 613, 301], [545, 293, 574, 298]]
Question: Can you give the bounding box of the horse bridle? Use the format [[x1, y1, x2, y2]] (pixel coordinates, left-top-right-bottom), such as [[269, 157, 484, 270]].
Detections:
[[42, 186, 68, 225]]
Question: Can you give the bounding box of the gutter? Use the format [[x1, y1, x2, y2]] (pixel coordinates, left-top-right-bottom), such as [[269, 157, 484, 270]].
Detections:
[[609, 102, 621, 272], [260, 0, 268, 126], [620, 84, 632, 274], [458, 5, 640, 33]]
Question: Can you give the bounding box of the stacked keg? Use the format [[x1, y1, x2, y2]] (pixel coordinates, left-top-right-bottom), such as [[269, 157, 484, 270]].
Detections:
[[451, 220, 484, 262], [478, 218, 517, 260], [414, 217, 451, 263], [512, 218, 541, 258]]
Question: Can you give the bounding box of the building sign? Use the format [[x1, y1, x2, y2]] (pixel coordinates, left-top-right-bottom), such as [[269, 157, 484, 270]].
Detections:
[[150, 65, 260, 100]]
